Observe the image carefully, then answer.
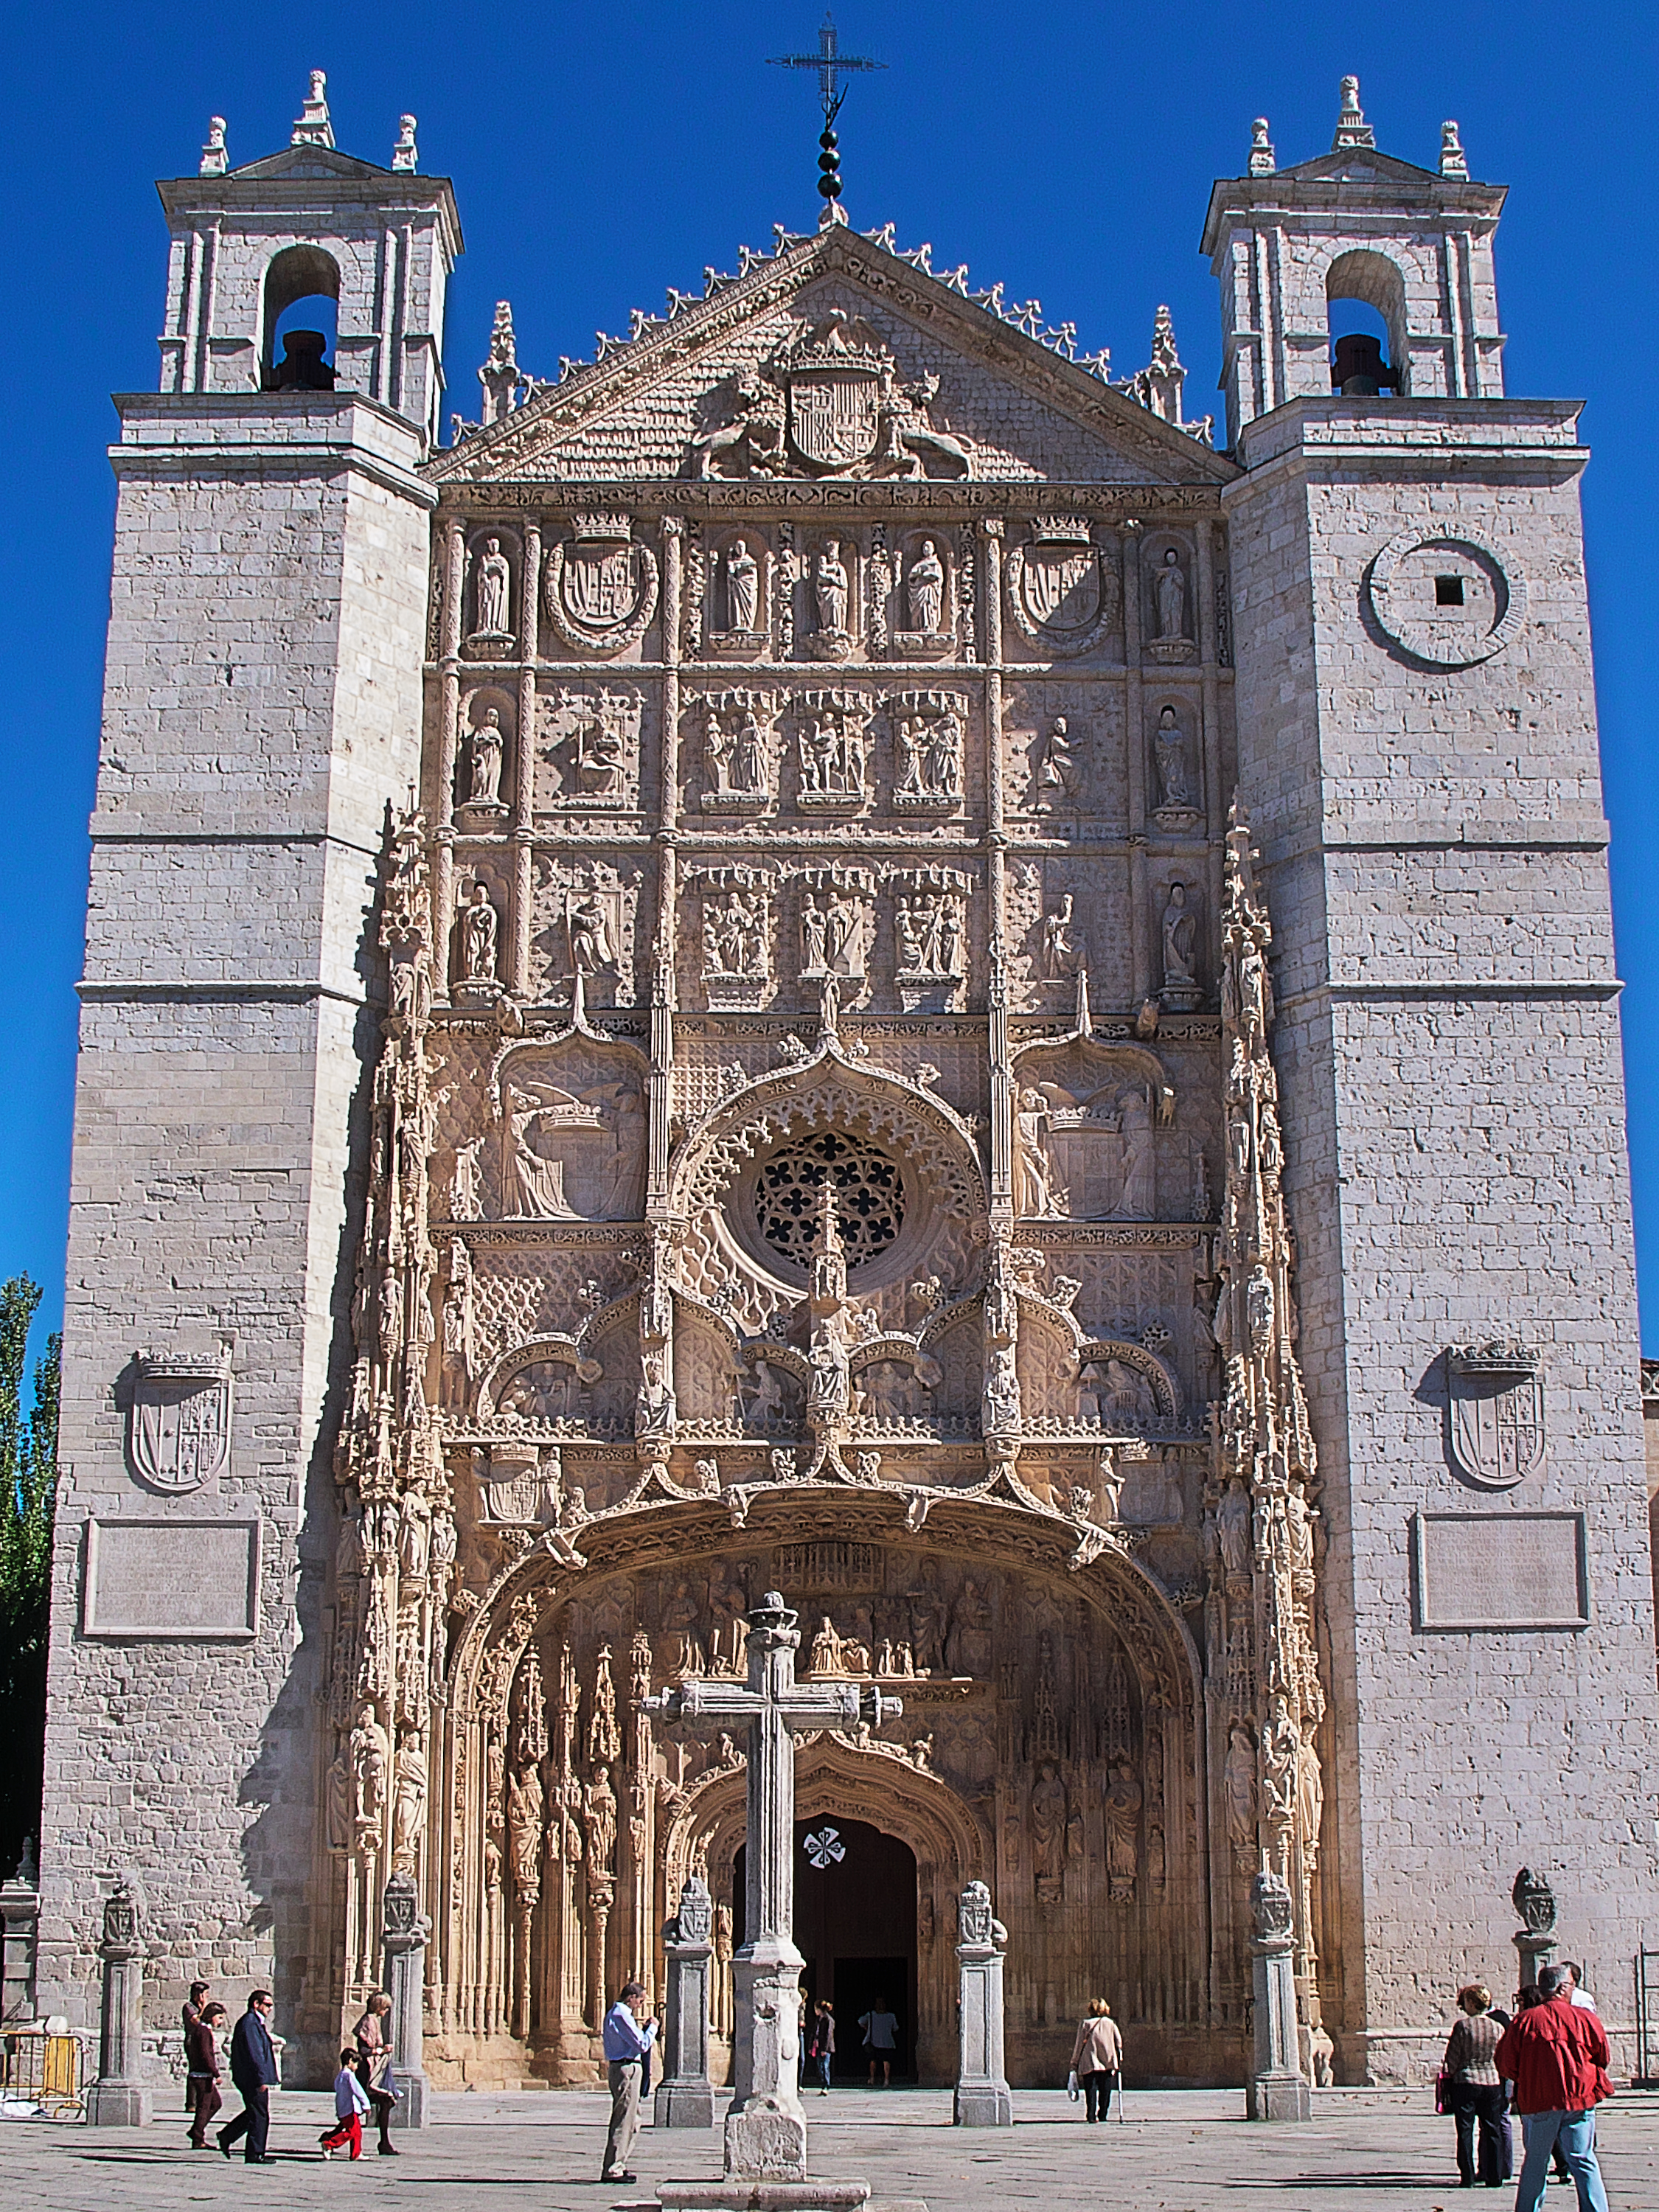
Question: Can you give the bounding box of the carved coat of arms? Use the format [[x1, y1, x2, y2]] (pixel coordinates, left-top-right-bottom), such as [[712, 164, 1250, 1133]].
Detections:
[[1447, 1342, 1545, 1489], [543, 514, 660, 655], [1006, 518, 1119, 653], [126, 1352, 232, 1492]]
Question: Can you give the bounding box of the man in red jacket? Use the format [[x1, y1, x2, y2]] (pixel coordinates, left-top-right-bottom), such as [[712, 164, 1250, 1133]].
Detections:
[[1493, 1966, 1611, 2212]]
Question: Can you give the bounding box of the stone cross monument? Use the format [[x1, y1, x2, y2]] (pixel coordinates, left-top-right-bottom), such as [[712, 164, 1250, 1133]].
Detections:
[[647, 1590, 900, 2186], [1246, 1870, 1310, 2121], [382, 1872, 431, 2129], [86, 1877, 151, 2126], [953, 1881, 1012, 2126], [655, 1874, 716, 2129]]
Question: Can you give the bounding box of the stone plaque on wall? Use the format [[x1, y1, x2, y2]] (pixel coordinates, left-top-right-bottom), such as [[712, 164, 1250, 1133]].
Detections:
[[1412, 1511, 1588, 1632], [83, 1518, 261, 1640]]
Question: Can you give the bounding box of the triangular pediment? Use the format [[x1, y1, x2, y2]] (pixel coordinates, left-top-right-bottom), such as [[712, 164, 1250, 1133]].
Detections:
[[428, 223, 1236, 489], [221, 145, 397, 184]]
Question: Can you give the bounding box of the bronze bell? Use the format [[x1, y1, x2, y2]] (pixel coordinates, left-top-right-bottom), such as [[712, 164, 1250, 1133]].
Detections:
[[1331, 332, 1396, 397], [272, 329, 336, 392]]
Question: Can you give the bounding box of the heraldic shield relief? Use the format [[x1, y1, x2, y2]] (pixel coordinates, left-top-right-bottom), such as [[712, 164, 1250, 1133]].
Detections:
[[125, 1353, 232, 1493], [1447, 1342, 1545, 1489]]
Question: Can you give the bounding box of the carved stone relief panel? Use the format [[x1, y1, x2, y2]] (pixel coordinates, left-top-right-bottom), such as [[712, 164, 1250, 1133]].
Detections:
[[1011, 1040, 1174, 1222], [1004, 518, 1121, 662], [1007, 859, 1132, 1009], [537, 686, 649, 817], [792, 689, 872, 810], [890, 866, 972, 1013], [689, 689, 776, 816], [794, 863, 877, 1005], [542, 513, 660, 660], [688, 864, 776, 1011], [529, 854, 644, 1008], [493, 1036, 648, 1223], [1004, 683, 1127, 828], [889, 690, 967, 813], [1142, 532, 1197, 666], [458, 687, 515, 829]]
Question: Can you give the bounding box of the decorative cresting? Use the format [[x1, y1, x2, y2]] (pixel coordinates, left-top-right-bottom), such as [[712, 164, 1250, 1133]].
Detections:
[[1207, 801, 1326, 2072], [327, 804, 456, 1999], [756, 1130, 905, 1272]]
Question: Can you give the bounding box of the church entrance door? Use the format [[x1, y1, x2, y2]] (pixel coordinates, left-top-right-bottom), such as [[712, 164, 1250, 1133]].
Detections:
[[734, 1818, 918, 2081]]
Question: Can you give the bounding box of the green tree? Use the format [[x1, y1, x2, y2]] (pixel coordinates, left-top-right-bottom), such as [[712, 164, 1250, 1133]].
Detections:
[[0, 1276, 60, 1875]]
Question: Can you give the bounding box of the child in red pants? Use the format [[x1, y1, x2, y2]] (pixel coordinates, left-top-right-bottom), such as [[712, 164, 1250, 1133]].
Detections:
[[321, 2049, 371, 2159]]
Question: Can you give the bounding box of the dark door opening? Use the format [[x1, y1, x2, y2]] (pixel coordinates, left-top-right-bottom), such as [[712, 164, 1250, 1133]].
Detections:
[[733, 1818, 917, 2081]]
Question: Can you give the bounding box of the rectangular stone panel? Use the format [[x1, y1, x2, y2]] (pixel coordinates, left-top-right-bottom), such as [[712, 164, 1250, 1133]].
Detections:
[[1412, 1510, 1588, 1632], [83, 1518, 261, 1640]]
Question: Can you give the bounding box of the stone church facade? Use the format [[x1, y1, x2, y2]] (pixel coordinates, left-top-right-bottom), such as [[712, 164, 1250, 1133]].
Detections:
[[39, 75, 1659, 2090]]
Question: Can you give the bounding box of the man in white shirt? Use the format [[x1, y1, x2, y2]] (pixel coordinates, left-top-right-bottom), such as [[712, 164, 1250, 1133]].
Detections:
[[600, 1979, 658, 2183], [1562, 1963, 1598, 2013]]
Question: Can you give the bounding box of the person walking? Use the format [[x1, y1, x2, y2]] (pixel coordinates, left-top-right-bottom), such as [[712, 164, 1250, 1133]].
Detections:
[[807, 2001, 835, 2094], [1493, 1964, 1613, 2212], [182, 1980, 210, 2034], [218, 1989, 279, 2163], [859, 1995, 899, 2087], [185, 2000, 226, 2149], [352, 1990, 399, 2157], [1442, 1985, 1506, 2187], [600, 1979, 658, 2184], [320, 2051, 372, 2161], [1069, 1998, 1124, 2124]]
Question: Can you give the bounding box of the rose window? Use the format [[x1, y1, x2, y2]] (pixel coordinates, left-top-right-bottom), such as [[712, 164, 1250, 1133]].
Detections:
[[756, 1132, 904, 1271]]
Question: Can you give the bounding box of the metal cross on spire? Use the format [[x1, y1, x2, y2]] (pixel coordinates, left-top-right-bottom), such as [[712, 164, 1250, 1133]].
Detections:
[[768, 12, 886, 215]]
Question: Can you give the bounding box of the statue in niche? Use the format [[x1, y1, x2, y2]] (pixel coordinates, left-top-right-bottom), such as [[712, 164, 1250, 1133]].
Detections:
[[708, 1563, 748, 1677], [945, 1578, 993, 1676], [468, 706, 506, 806], [449, 1138, 482, 1222], [907, 540, 945, 633], [858, 1360, 922, 1421], [907, 1562, 947, 1676], [326, 1743, 353, 1854], [730, 709, 767, 796], [507, 1763, 545, 1891], [659, 1579, 706, 1678], [473, 537, 512, 638], [1217, 1477, 1252, 1579], [928, 712, 964, 796], [813, 541, 850, 637], [1247, 1266, 1275, 1355], [459, 882, 499, 982], [1224, 1724, 1256, 1865], [1040, 896, 1080, 981], [1105, 1760, 1142, 1900], [1296, 1721, 1324, 1869], [1114, 1087, 1155, 1218], [391, 1727, 428, 1870], [704, 890, 767, 979], [1036, 716, 1081, 807], [584, 1763, 618, 1871], [1031, 1762, 1067, 1901], [349, 1700, 391, 1837], [1161, 883, 1197, 988], [1260, 1704, 1298, 1832], [1154, 549, 1188, 641], [894, 717, 927, 800], [725, 542, 759, 633], [1154, 706, 1190, 810]]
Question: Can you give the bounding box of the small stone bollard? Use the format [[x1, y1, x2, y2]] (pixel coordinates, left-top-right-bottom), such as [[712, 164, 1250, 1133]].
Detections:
[[953, 1880, 1012, 2126], [655, 1874, 717, 2128], [86, 1877, 152, 2126], [1246, 1871, 1310, 2121], [383, 1872, 431, 2129]]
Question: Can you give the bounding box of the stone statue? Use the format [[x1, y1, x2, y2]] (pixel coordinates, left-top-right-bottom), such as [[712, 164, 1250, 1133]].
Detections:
[[1161, 883, 1197, 984], [468, 707, 505, 806], [507, 1763, 545, 1889], [894, 718, 925, 799], [1040, 896, 1079, 980], [1116, 1087, 1155, 1218], [726, 541, 759, 632], [907, 539, 945, 633], [391, 1728, 428, 1868], [1030, 1762, 1066, 1893], [1224, 1724, 1256, 1863], [1154, 549, 1187, 641], [908, 1562, 947, 1675], [326, 1742, 353, 1853], [584, 1763, 618, 1871], [474, 537, 511, 636], [814, 540, 849, 636], [349, 1700, 391, 1837], [927, 713, 964, 797], [1154, 706, 1190, 807], [731, 709, 766, 796], [568, 891, 616, 975], [1217, 1478, 1251, 1578], [946, 1579, 994, 1676], [1036, 716, 1080, 806], [1016, 1088, 1061, 1217], [460, 883, 498, 981], [1295, 1723, 1324, 1866], [660, 1580, 706, 1678], [449, 1138, 482, 1222], [1105, 1760, 1142, 1899], [807, 1615, 844, 1675]]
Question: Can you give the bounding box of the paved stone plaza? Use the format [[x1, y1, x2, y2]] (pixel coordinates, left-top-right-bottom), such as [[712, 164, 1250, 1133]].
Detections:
[[3, 2091, 1657, 2211]]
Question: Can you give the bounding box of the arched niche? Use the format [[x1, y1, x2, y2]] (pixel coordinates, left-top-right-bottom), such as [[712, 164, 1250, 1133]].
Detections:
[[1325, 247, 1408, 394], [493, 1034, 649, 1222], [457, 686, 515, 821], [261, 243, 340, 391]]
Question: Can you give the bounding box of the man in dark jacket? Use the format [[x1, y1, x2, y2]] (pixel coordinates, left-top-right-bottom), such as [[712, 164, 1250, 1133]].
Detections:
[[1492, 1965, 1611, 2212], [218, 1991, 280, 2163]]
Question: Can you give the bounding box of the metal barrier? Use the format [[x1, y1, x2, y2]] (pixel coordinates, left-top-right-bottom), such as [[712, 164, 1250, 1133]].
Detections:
[[1637, 1952, 1659, 2088], [1, 2030, 83, 2118]]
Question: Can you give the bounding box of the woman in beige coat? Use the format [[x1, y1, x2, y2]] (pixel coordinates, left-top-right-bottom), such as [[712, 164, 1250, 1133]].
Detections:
[[1069, 1997, 1124, 2123]]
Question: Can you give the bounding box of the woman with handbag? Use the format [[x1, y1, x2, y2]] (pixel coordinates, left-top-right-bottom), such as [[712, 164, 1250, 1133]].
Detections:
[[353, 1989, 400, 2157], [1069, 1998, 1124, 2124], [1441, 1984, 1506, 2187]]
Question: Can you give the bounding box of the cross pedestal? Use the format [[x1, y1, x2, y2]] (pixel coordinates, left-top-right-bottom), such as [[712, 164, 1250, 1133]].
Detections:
[[647, 1590, 901, 2204]]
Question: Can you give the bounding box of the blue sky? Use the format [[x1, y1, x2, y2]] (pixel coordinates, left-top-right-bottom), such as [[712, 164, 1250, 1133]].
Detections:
[[1, 0, 1655, 1360]]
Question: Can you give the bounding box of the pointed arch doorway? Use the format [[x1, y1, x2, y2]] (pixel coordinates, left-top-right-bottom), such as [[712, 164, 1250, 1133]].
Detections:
[[734, 1819, 919, 2082]]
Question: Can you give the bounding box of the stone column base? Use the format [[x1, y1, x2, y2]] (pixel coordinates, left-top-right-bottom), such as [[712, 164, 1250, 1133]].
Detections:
[[86, 2081, 152, 2126], [655, 2081, 717, 2128], [390, 2070, 431, 2129], [1247, 2071, 1311, 2122], [953, 2083, 1013, 2126], [658, 2183, 872, 2212], [723, 2101, 809, 2180]]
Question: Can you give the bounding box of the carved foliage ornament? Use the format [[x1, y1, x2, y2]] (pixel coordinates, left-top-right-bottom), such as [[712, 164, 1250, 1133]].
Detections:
[[543, 515, 660, 655]]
